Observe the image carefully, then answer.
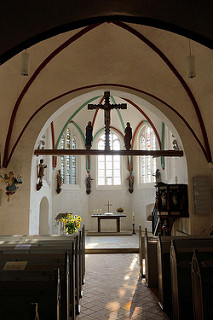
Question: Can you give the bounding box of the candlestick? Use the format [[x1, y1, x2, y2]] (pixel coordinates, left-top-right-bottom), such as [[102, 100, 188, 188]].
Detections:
[[132, 212, 136, 234]]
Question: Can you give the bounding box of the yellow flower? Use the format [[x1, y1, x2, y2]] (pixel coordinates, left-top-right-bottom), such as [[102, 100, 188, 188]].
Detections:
[[76, 223, 80, 227], [77, 216, 82, 221]]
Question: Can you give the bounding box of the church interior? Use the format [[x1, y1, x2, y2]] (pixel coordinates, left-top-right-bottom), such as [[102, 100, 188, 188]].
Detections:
[[0, 1, 213, 319]]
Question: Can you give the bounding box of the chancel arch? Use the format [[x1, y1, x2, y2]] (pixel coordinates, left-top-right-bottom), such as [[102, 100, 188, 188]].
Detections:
[[26, 88, 188, 234]]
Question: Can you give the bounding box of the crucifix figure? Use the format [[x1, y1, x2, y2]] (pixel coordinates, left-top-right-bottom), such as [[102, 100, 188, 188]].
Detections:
[[88, 91, 127, 150], [105, 200, 112, 213]]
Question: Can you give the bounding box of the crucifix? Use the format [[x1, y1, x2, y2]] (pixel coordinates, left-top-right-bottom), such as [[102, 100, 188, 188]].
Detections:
[[88, 91, 127, 150], [105, 200, 112, 213]]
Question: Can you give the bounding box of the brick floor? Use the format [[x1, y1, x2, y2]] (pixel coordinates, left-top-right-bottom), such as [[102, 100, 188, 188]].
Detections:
[[78, 254, 170, 320]]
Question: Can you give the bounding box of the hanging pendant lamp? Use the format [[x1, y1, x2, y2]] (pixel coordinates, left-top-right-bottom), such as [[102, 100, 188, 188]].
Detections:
[[187, 39, 196, 78], [21, 50, 30, 76]]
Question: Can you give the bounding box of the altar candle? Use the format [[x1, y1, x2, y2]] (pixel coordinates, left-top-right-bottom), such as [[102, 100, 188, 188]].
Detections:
[[132, 212, 135, 224]]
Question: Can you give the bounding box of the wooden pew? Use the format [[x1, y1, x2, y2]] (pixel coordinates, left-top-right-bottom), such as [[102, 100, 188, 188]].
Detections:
[[0, 237, 78, 319], [138, 225, 144, 277], [191, 250, 213, 320], [0, 250, 71, 320], [81, 225, 86, 284], [157, 235, 173, 317], [144, 228, 158, 288], [0, 227, 86, 316], [157, 235, 213, 317], [170, 238, 213, 320], [0, 228, 85, 312]]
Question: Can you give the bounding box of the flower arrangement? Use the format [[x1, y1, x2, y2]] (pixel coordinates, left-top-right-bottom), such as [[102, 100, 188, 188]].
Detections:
[[116, 207, 124, 213], [61, 214, 82, 234]]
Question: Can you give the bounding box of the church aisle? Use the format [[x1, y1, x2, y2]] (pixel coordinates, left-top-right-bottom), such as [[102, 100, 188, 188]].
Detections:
[[78, 254, 170, 320]]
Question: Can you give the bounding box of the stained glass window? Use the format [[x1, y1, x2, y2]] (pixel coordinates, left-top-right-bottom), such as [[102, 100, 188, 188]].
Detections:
[[61, 128, 77, 184], [140, 125, 156, 183]]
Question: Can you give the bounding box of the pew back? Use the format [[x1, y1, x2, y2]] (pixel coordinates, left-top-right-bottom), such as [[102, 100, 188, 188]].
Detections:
[[144, 228, 158, 288], [191, 250, 213, 320], [0, 251, 70, 320], [170, 239, 213, 320]]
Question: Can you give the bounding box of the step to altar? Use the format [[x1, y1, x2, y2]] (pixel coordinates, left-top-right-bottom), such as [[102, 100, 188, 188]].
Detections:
[[85, 248, 139, 254], [86, 231, 132, 236], [85, 232, 139, 254]]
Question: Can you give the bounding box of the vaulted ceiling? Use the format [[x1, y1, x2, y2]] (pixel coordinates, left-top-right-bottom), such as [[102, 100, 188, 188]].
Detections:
[[0, 1, 212, 168]]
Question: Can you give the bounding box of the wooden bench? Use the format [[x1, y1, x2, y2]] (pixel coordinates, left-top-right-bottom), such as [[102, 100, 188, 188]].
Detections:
[[170, 238, 213, 320], [0, 225, 86, 315], [144, 228, 158, 288], [0, 250, 72, 320], [138, 225, 144, 277], [191, 250, 213, 320], [0, 232, 85, 319], [157, 235, 213, 317]]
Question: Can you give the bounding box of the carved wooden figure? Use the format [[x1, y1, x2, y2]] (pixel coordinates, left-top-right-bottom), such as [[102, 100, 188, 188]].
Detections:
[[0, 171, 22, 201], [37, 159, 47, 191]]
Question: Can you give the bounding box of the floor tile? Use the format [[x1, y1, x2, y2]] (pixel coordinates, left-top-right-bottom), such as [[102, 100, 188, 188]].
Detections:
[[77, 253, 170, 320]]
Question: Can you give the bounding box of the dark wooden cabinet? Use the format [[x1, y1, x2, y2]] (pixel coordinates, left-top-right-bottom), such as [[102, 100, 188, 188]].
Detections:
[[152, 184, 189, 236]]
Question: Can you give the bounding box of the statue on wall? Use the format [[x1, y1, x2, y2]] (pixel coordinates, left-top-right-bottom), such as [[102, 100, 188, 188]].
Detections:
[[153, 169, 161, 184], [56, 169, 62, 194], [86, 172, 94, 194], [0, 171, 22, 201], [124, 122, 132, 150], [37, 159, 47, 191], [172, 139, 179, 150], [85, 121, 93, 149], [127, 172, 134, 193]]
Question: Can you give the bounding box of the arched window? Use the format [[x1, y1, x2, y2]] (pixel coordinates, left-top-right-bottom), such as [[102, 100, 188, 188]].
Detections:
[[97, 132, 121, 185], [61, 128, 77, 184], [139, 124, 157, 183]]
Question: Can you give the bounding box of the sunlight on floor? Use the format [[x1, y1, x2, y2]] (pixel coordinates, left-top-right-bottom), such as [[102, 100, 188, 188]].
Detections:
[[79, 254, 169, 320]]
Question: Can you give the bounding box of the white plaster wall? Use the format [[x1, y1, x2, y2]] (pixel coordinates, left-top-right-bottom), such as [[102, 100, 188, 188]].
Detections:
[[27, 91, 189, 235], [29, 127, 53, 235]]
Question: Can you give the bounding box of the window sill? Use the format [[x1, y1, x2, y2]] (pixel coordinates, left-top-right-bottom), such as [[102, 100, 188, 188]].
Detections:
[[61, 184, 81, 191], [96, 185, 123, 191]]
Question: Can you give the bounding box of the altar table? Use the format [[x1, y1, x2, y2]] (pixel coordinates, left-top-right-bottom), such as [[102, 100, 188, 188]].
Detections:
[[91, 214, 126, 232]]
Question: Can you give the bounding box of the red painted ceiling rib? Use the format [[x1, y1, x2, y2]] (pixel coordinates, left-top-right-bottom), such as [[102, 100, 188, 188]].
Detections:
[[110, 126, 124, 139], [92, 96, 105, 127], [3, 23, 102, 168], [7, 83, 206, 167], [122, 98, 161, 150], [51, 121, 57, 168], [113, 21, 211, 163], [132, 120, 144, 150], [4, 21, 210, 165], [129, 120, 144, 173]]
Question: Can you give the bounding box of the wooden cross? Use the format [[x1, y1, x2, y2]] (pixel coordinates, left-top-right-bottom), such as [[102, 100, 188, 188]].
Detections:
[[105, 200, 112, 213], [88, 91, 127, 150]]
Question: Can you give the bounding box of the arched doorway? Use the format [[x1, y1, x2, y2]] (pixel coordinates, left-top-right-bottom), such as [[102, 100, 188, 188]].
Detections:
[[39, 196, 49, 235]]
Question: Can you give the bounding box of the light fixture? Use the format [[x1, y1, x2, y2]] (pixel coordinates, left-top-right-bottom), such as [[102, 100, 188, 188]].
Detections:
[[187, 39, 196, 78], [21, 50, 30, 76]]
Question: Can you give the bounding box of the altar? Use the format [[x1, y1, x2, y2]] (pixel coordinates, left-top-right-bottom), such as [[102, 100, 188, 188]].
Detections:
[[91, 214, 126, 233]]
